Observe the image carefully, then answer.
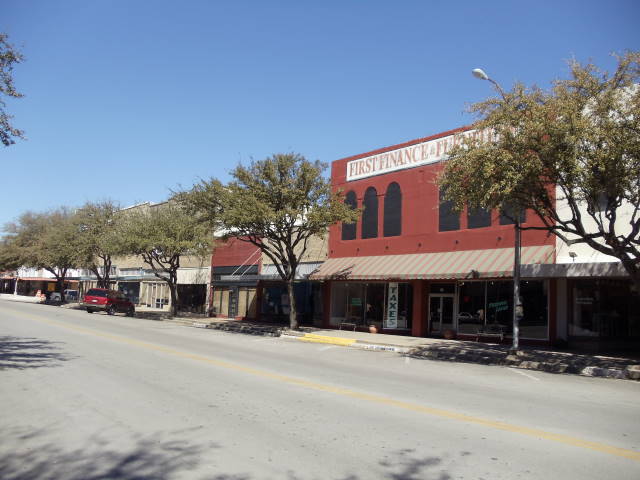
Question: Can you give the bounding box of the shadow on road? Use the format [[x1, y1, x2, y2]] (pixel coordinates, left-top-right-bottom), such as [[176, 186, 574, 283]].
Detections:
[[378, 449, 451, 480], [0, 428, 453, 480], [0, 336, 72, 370], [0, 432, 212, 480]]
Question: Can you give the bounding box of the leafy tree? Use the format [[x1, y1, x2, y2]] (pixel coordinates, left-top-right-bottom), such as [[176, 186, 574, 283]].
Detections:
[[177, 153, 358, 329], [74, 200, 121, 288], [116, 202, 212, 317], [0, 233, 22, 272], [2, 209, 84, 300], [439, 52, 640, 290], [1, 32, 24, 146]]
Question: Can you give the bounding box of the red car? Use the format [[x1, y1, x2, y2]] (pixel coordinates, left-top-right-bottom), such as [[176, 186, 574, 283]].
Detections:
[[82, 288, 135, 316]]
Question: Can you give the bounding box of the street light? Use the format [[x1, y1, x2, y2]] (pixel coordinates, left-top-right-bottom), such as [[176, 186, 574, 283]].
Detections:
[[472, 67, 522, 352]]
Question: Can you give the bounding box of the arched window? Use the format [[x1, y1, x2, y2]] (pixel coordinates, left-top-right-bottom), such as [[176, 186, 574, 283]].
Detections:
[[362, 187, 378, 239], [383, 182, 402, 237], [341, 191, 358, 240]]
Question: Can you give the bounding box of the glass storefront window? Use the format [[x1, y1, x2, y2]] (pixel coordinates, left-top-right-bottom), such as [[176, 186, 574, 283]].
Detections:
[[396, 283, 413, 329], [486, 281, 513, 331], [261, 283, 320, 324], [345, 283, 365, 323], [330, 282, 347, 322], [330, 282, 413, 330], [458, 282, 485, 334], [457, 280, 548, 339], [118, 281, 140, 305], [262, 286, 290, 316], [364, 283, 385, 326], [570, 279, 640, 338], [519, 281, 548, 339]]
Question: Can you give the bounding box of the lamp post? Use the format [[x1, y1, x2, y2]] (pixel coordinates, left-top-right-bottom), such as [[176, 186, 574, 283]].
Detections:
[[472, 67, 522, 352]]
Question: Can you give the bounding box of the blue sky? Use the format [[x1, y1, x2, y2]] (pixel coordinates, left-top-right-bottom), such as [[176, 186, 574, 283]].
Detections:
[[2, 0, 638, 223]]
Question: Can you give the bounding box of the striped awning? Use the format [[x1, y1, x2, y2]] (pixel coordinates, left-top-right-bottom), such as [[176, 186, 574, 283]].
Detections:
[[309, 245, 554, 281]]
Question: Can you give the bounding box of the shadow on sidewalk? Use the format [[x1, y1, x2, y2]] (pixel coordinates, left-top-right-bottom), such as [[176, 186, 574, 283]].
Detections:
[[408, 340, 639, 377]]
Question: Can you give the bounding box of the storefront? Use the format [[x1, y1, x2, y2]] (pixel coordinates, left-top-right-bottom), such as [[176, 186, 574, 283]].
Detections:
[[257, 262, 325, 326], [1, 275, 16, 293], [318, 277, 550, 340], [210, 265, 259, 319], [457, 280, 549, 340], [260, 280, 323, 326], [329, 281, 412, 332], [211, 281, 258, 319], [568, 278, 640, 341]]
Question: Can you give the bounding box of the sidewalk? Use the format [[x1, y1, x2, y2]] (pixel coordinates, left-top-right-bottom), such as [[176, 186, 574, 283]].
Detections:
[[13, 298, 640, 382], [0, 293, 42, 304], [203, 318, 640, 381]]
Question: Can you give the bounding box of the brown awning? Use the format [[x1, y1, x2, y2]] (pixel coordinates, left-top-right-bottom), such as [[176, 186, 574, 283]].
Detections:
[[309, 245, 554, 281]]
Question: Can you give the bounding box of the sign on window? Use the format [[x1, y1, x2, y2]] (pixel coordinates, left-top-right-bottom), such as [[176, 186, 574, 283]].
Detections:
[[386, 283, 398, 329]]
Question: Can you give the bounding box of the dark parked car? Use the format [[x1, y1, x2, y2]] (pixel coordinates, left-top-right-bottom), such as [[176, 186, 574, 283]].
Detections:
[[82, 288, 135, 316]]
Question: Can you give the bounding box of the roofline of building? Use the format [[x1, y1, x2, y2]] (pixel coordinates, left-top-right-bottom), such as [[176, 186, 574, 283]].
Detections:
[[334, 125, 473, 165]]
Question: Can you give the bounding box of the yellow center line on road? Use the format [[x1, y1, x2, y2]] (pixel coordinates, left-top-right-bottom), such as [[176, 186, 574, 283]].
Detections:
[[8, 307, 640, 463]]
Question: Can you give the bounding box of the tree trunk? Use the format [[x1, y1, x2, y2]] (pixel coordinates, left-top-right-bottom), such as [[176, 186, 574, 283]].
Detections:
[[56, 277, 65, 302], [286, 279, 298, 330], [168, 282, 179, 318], [102, 257, 112, 288], [91, 266, 105, 289]]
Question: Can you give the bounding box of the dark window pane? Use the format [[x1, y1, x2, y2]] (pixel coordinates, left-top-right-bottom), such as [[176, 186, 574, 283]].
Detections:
[[519, 280, 548, 339], [362, 187, 378, 239], [383, 182, 402, 237], [439, 189, 459, 231], [569, 279, 638, 339], [499, 205, 526, 225], [341, 191, 357, 240], [364, 283, 385, 326], [430, 283, 455, 294], [467, 206, 491, 229], [397, 283, 413, 329], [86, 289, 107, 297]]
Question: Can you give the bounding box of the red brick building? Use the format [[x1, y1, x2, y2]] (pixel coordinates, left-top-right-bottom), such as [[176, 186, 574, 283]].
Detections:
[[209, 237, 261, 319], [311, 127, 557, 344]]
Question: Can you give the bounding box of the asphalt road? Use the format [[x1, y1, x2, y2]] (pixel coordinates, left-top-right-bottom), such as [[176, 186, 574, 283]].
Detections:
[[1, 301, 639, 480]]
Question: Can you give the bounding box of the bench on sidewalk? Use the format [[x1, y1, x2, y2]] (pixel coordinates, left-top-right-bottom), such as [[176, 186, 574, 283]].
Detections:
[[476, 323, 506, 343], [339, 322, 356, 331]]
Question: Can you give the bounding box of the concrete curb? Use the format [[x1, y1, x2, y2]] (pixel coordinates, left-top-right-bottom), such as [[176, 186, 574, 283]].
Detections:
[[410, 346, 640, 381], [281, 332, 411, 354], [280, 332, 639, 381]]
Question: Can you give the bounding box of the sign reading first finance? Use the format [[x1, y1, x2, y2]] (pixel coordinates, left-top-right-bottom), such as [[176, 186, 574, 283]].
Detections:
[[346, 128, 495, 181]]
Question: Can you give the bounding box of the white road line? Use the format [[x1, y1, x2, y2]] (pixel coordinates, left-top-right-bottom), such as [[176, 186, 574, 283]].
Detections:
[[508, 367, 541, 381]]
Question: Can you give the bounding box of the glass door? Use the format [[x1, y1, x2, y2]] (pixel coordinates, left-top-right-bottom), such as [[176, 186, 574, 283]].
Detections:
[[429, 294, 455, 334]]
